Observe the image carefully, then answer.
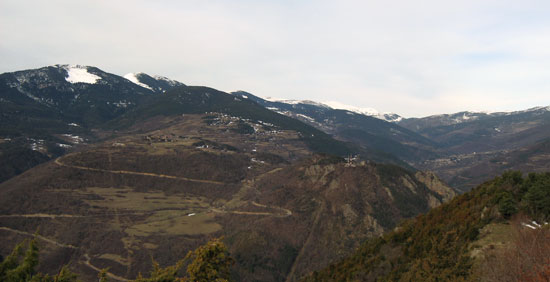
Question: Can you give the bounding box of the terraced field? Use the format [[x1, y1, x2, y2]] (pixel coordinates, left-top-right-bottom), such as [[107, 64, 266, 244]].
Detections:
[[0, 114, 307, 280]]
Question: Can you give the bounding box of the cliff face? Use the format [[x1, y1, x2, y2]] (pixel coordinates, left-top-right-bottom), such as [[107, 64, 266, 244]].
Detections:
[[415, 170, 457, 203], [248, 158, 455, 281]]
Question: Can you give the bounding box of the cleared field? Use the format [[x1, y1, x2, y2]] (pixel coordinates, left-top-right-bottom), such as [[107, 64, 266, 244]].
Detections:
[[76, 187, 210, 212], [99, 253, 130, 266], [0, 113, 313, 281], [126, 211, 221, 236], [71, 187, 220, 236]]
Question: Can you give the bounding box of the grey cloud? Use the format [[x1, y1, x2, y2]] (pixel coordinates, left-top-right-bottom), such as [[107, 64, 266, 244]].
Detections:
[[1, 0, 550, 117]]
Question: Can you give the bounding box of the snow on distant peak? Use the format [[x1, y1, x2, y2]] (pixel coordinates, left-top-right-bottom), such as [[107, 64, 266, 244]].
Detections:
[[63, 65, 101, 84], [324, 101, 402, 122], [323, 101, 379, 116], [264, 96, 284, 102], [263, 97, 401, 122], [123, 73, 153, 90], [265, 97, 330, 108], [519, 106, 550, 113], [152, 75, 181, 87]]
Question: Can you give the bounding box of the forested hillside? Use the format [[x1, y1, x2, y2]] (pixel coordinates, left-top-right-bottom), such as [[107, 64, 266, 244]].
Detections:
[[305, 171, 550, 281]]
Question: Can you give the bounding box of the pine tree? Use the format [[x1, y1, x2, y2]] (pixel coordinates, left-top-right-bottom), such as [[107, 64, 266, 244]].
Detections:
[[185, 238, 234, 282], [0, 237, 80, 282], [2, 238, 39, 282]]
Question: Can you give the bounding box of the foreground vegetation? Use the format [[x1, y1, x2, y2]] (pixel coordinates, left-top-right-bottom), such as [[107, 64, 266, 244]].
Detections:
[[4, 168, 549, 281], [0, 237, 233, 282], [304, 171, 550, 281]]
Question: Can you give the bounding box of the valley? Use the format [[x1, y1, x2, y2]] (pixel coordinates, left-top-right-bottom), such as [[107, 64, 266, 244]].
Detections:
[[0, 109, 454, 281], [0, 64, 548, 281], [231, 91, 550, 192]]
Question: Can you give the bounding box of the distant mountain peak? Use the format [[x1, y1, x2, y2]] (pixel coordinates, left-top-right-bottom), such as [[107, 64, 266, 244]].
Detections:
[[231, 91, 403, 123], [415, 106, 550, 127], [283, 99, 403, 123]]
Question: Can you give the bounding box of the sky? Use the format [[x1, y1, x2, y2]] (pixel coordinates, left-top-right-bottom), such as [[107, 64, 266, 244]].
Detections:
[[1, 0, 550, 117]]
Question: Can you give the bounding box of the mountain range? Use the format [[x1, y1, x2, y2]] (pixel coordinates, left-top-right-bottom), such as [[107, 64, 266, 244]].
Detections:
[[230, 91, 550, 192], [0, 64, 549, 281], [2, 64, 550, 189]]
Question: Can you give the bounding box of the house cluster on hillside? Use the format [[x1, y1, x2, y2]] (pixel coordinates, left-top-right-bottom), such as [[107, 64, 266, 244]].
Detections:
[[143, 134, 186, 144]]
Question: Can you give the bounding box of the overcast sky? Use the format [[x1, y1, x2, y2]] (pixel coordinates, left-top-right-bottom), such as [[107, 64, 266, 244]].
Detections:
[[1, 0, 550, 117]]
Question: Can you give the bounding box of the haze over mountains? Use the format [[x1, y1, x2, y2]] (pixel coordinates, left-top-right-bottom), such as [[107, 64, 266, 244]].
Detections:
[[1, 64, 549, 281]]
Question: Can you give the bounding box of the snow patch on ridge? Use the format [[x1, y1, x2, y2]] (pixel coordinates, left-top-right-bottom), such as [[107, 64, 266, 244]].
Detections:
[[296, 114, 315, 122], [512, 106, 550, 114], [124, 73, 153, 90], [63, 65, 101, 84], [262, 96, 401, 122]]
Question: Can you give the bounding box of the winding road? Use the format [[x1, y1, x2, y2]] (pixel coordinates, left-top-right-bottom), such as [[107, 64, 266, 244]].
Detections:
[[0, 155, 295, 280], [54, 157, 225, 185], [210, 201, 292, 217]]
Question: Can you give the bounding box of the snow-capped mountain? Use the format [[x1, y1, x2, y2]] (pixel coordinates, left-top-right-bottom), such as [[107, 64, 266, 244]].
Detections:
[[1, 65, 185, 119], [323, 101, 403, 123], [260, 97, 403, 123], [231, 91, 438, 162], [2, 64, 155, 113], [0, 65, 187, 182]]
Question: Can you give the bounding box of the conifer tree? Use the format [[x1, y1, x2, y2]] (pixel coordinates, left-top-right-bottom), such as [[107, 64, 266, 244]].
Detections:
[[185, 237, 233, 282]]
